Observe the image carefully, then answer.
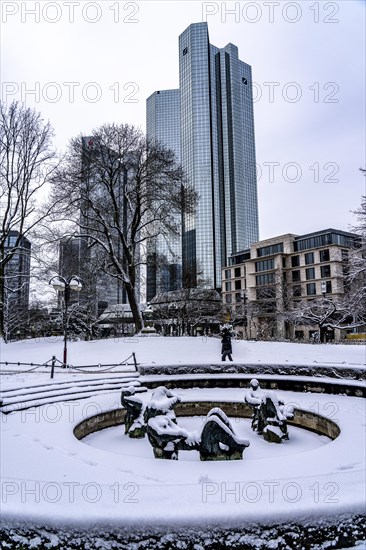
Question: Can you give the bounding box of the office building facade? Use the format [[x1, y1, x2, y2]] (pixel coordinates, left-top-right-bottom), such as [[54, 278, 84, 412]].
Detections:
[[147, 22, 259, 296], [2, 231, 31, 337], [146, 90, 182, 301], [58, 137, 131, 317], [222, 229, 361, 341]]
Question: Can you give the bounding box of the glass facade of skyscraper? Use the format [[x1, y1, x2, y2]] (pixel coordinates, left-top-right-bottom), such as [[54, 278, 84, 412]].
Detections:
[[147, 22, 259, 295], [146, 90, 182, 300]]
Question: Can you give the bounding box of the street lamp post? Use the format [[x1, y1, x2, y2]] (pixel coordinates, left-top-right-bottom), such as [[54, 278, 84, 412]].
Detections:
[[49, 275, 83, 366]]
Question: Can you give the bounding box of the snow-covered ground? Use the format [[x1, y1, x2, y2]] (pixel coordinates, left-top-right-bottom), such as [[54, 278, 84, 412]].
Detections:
[[0, 337, 365, 548], [1, 386, 365, 525], [1, 335, 365, 370]]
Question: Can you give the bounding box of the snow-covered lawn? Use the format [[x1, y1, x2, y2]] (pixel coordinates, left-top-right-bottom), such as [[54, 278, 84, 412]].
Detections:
[[1, 386, 365, 526], [1, 335, 365, 370], [0, 336, 365, 547]]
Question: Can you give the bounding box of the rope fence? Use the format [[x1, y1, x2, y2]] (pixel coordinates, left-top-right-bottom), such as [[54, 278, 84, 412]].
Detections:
[[68, 353, 138, 373], [0, 352, 138, 378]]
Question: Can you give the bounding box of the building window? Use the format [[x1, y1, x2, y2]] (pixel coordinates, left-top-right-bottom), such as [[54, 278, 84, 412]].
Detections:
[[262, 301, 277, 313], [305, 252, 314, 265], [293, 285, 302, 297], [183, 47, 188, 56], [307, 283, 316, 296], [255, 259, 274, 272], [257, 243, 283, 257], [225, 281, 231, 292], [224, 269, 231, 279], [341, 249, 349, 261], [235, 280, 241, 290], [322, 280, 332, 293], [294, 232, 360, 252], [320, 265, 331, 278], [235, 292, 242, 302], [319, 249, 330, 262], [291, 255, 300, 267], [256, 287, 276, 300], [234, 267, 241, 278], [282, 257, 286, 268], [306, 267, 315, 280], [255, 273, 275, 286], [292, 270, 301, 282], [225, 294, 232, 304]]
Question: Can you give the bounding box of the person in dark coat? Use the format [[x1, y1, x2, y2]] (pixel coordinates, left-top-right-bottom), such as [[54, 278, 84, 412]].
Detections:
[[221, 328, 233, 361]]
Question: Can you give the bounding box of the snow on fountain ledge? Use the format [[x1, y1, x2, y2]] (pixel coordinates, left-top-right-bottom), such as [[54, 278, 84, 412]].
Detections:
[[1, 385, 365, 526], [0, 338, 365, 529]]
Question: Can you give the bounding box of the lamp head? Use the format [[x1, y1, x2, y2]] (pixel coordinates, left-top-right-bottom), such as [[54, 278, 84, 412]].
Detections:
[[49, 276, 66, 292], [68, 276, 83, 292]]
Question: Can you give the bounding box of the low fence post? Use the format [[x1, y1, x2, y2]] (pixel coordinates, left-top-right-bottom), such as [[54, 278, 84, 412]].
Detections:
[[51, 356, 56, 379], [132, 352, 137, 371]]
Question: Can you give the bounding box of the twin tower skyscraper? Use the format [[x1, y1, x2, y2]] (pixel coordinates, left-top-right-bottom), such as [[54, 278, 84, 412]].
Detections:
[[146, 22, 259, 301]]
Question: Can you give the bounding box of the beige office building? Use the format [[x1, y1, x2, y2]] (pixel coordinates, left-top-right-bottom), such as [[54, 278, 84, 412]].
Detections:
[[221, 229, 361, 341]]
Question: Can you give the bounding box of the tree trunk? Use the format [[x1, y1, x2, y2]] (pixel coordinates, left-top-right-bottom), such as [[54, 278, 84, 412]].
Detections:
[[125, 283, 144, 334], [0, 252, 6, 342], [319, 325, 326, 343]]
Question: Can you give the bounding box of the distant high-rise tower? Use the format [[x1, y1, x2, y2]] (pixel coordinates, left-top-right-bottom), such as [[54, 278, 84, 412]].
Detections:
[[146, 22, 259, 294], [146, 90, 182, 300], [61, 137, 130, 316], [3, 231, 31, 337]]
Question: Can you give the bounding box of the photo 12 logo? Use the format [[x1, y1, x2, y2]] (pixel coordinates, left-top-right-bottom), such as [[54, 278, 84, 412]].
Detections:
[[252, 82, 339, 104], [1, 82, 140, 105], [1, 480, 139, 504], [257, 161, 339, 184], [1, 2, 140, 24], [201, 480, 339, 504], [202, 2, 340, 24]]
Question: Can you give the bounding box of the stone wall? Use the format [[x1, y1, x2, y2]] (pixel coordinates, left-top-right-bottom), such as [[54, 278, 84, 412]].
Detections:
[[142, 375, 365, 398], [74, 401, 340, 441], [138, 363, 365, 381], [73, 408, 126, 440]]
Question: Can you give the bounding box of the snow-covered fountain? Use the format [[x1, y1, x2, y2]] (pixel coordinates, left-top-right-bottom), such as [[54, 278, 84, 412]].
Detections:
[[79, 381, 336, 465], [1, 352, 365, 549]]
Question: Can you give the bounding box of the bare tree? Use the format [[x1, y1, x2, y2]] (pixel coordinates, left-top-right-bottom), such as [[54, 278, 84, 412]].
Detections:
[[50, 124, 197, 333], [283, 293, 366, 342], [150, 287, 222, 336], [345, 185, 366, 326], [348, 187, 366, 282], [246, 270, 292, 340], [0, 101, 59, 339], [284, 186, 366, 341]]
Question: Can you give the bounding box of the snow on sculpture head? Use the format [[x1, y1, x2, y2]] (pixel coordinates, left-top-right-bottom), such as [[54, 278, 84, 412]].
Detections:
[[261, 390, 278, 406], [250, 378, 260, 389], [122, 386, 136, 396], [152, 386, 171, 399]]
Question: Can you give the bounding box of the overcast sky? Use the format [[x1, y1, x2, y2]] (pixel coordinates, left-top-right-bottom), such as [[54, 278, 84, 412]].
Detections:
[[1, 0, 365, 240]]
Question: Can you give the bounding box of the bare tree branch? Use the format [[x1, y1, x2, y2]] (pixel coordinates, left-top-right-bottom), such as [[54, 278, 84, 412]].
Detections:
[[50, 124, 197, 333]]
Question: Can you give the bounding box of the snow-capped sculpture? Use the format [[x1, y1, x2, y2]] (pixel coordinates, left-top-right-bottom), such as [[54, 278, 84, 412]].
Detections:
[[199, 408, 250, 461], [244, 378, 264, 432], [258, 391, 294, 444], [122, 385, 182, 441], [146, 405, 250, 461], [146, 415, 193, 459], [121, 386, 147, 438], [245, 380, 294, 443], [144, 386, 181, 425]]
